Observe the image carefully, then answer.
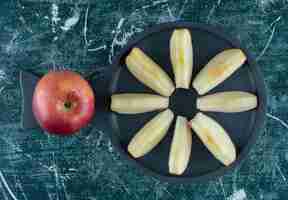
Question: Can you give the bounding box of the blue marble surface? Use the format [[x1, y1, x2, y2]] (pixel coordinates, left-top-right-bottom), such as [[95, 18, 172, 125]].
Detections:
[[0, 0, 287, 199]]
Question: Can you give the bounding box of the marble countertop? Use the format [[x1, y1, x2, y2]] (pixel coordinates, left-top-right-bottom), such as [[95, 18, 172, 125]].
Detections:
[[0, 0, 287, 199]]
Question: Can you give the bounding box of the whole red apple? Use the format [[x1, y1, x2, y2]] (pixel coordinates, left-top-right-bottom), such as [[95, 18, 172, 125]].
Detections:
[[32, 70, 95, 135]]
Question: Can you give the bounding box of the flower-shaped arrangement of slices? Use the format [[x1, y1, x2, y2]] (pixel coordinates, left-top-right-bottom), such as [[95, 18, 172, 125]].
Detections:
[[110, 29, 258, 175]]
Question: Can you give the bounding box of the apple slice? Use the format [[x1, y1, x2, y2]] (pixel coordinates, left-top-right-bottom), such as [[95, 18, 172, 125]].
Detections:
[[197, 91, 258, 113], [126, 48, 175, 97], [170, 29, 193, 89], [128, 109, 174, 158], [192, 49, 246, 95], [189, 113, 236, 166], [111, 93, 169, 114], [169, 116, 192, 175]]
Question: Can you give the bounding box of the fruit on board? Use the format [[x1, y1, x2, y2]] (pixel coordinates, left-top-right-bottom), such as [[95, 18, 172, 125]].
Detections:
[[192, 49, 246, 95], [189, 112, 236, 166], [32, 70, 95, 135], [111, 93, 169, 114], [169, 116, 192, 175], [126, 48, 175, 97], [170, 29, 193, 89], [197, 91, 257, 112], [128, 109, 174, 158]]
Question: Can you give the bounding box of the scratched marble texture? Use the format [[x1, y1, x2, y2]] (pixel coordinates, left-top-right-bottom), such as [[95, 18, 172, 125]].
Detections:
[[0, 0, 287, 199]]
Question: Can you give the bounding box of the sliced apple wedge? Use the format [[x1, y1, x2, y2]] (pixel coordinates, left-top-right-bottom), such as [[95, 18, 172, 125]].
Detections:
[[128, 109, 174, 158], [192, 49, 247, 95], [197, 91, 258, 113], [126, 48, 175, 97], [170, 29, 193, 89], [189, 113, 236, 166], [111, 93, 169, 114], [169, 116, 192, 175]]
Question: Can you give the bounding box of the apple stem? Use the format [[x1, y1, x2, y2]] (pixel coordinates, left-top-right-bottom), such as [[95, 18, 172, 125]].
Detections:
[[64, 101, 72, 111]]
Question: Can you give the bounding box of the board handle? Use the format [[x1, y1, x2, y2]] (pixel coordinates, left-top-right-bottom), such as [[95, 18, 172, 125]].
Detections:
[[20, 71, 40, 129]]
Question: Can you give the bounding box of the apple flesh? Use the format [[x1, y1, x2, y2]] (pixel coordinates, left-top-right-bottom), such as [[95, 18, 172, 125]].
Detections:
[[32, 71, 95, 135]]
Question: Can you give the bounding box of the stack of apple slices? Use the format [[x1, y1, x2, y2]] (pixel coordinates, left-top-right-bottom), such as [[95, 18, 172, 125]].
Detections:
[[110, 28, 258, 176]]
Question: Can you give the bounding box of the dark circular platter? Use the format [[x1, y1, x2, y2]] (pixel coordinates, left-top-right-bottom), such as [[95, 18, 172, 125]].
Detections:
[[108, 22, 267, 183]]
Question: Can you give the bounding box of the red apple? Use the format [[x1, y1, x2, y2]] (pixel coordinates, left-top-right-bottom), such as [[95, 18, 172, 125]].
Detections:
[[32, 70, 95, 135]]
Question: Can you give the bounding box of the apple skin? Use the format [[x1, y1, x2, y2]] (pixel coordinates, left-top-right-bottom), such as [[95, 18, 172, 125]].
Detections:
[[32, 71, 95, 135]]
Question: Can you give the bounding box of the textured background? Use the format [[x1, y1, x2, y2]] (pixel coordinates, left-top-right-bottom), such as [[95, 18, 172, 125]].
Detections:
[[0, 0, 288, 199]]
